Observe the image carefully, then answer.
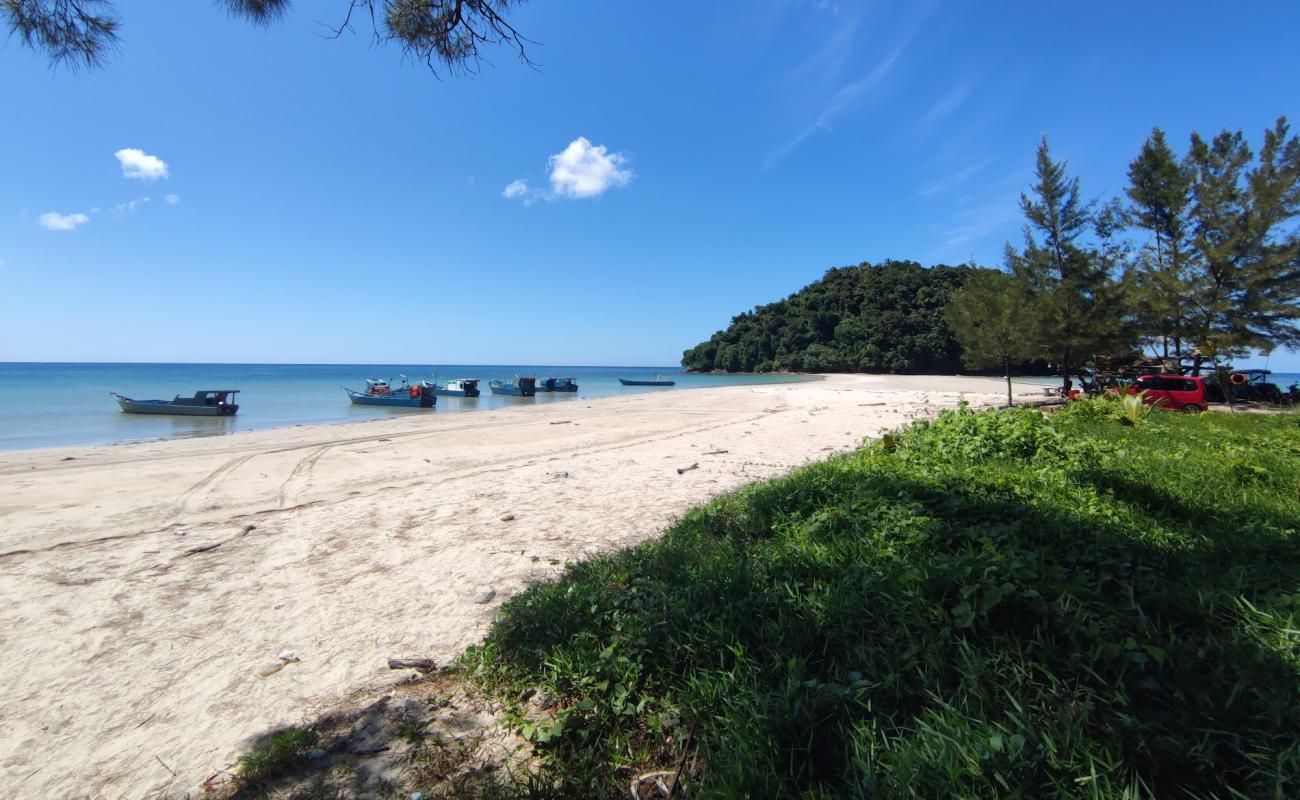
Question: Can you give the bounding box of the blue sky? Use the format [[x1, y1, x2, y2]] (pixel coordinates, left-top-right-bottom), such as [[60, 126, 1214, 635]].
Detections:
[[2, 0, 1298, 369]]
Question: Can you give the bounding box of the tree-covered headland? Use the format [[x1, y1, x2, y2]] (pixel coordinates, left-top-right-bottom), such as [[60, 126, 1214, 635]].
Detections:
[[681, 260, 995, 374], [684, 118, 1300, 389]]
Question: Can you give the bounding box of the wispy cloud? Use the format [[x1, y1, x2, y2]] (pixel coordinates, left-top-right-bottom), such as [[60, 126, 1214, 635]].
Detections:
[[504, 137, 633, 204], [765, 43, 907, 168], [914, 155, 997, 198], [165, 194, 180, 205], [114, 148, 169, 180], [775, 4, 867, 95], [502, 179, 530, 200], [925, 169, 1029, 260], [39, 211, 90, 231], [935, 203, 1020, 252], [918, 82, 972, 128]]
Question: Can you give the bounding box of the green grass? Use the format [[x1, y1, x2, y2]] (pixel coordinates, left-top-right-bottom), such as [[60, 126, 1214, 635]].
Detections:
[[232, 726, 319, 792], [466, 401, 1300, 798]]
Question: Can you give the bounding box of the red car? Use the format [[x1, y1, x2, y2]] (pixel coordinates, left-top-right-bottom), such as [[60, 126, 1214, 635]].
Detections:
[[1129, 374, 1207, 412]]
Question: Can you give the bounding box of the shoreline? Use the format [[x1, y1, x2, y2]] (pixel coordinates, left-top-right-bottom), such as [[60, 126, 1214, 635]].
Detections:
[[0, 374, 1045, 798], [0, 372, 819, 457]]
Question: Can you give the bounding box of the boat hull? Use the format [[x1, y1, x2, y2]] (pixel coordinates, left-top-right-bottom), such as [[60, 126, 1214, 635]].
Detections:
[[346, 391, 435, 408], [489, 386, 535, 397], [433, 389, 479, 397], [116, 398, 238, 416], [489, 377, 536, 397], [618, 379, 676, 386]]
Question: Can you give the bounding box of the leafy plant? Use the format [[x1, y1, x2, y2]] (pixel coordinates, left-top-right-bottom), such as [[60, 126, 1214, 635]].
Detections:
[[1120, 388, 1162, 424]]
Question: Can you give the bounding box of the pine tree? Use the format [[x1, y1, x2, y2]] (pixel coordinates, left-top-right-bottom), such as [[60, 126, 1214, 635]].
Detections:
[[1184, 118, 1300, 372], [1008, 137, 1132, 389], [944, 270, 1039, 405], [1125, 128, 1193, 357]]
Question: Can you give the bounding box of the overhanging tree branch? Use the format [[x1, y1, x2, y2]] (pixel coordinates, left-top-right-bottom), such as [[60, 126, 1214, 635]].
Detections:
[[3, 0, 536, 75]]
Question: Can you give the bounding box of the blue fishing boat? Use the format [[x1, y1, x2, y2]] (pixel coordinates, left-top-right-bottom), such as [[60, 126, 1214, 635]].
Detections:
[[431, 378, 480, 397], [553, 377, 578, 392], [113, 390, 240, 416], [489, 377, 537, 397], [619, 376, 676, 387], [344, 381, 436, 408], [536, 378, 556, 392]]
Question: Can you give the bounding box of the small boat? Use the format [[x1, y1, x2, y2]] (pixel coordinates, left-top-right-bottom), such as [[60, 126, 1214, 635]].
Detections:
[[536, 378, 556, 392], [553, 377, 578, 392], [431, 378, 480, 397], [619, 376, 676, 387], [114, 390, 240, 416], [344, 382, 436, 408], [490, 377, 537, 397]]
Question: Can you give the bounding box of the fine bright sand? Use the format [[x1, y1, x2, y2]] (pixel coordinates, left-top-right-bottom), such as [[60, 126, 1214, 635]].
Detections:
[[0, 374, 1045, 798]]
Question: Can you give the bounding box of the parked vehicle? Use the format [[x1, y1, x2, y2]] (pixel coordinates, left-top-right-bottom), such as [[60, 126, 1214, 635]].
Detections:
[[1129, 374, 1206, 412], [113, 390, 240, 416]]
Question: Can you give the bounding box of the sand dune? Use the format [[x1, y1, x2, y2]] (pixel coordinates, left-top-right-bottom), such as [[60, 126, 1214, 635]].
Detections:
[[0, 374, 1045, 798]]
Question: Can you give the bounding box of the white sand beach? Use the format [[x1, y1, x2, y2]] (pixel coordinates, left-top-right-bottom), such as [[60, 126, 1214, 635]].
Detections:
[[0, 374, 1045, 799]]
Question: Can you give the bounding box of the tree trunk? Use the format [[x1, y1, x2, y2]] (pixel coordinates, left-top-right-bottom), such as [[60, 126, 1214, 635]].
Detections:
[[1004, 354, 1013, 407]]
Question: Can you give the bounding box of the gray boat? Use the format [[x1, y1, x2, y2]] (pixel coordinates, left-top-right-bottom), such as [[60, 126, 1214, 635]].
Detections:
[[113, 390, 240, 416]]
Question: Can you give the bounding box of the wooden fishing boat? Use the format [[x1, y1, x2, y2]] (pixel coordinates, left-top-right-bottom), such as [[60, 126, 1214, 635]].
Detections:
[[113, 390, 240, 416], [553, 377, 578, 392], [431, 378, 480, 397], [618, 376, 676, 387], [489, 377, 537, 397], [344, 382, 436, 408]]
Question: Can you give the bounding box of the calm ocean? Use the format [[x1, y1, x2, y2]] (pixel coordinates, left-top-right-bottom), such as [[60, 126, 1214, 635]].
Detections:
[[0, 363, 809, 452]]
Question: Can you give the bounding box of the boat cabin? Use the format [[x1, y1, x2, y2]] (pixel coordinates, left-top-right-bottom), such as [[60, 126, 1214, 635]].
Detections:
[[173, 390, 239, 407]]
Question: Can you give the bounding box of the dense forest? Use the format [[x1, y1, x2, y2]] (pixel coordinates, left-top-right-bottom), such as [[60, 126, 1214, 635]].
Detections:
[[681, 260, 996, 373]]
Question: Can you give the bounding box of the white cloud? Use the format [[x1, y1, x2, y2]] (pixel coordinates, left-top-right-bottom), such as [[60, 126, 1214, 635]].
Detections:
[[547, 137, 633, 199], [114, 148, 169, 180], [503, 138, 634, 204], [165, 194, 180, 205], [39, 211, 90, 231]]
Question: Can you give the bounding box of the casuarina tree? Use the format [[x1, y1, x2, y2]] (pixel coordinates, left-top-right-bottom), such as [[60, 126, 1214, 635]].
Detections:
[[1007, 137, 1131, 390], [944, 270, 1039, 405]]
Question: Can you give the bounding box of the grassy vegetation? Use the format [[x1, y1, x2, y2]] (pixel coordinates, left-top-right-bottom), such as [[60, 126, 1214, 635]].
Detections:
[[467, 401, 1300, 798], [231, 726, 320, 792]]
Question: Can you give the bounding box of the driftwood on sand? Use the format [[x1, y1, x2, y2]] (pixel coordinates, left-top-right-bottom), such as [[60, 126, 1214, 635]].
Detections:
[[387, 658, 438, 673]]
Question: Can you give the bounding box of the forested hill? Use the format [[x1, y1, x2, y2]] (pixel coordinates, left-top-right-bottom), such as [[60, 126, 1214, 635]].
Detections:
[[682, 260, 984, 373]]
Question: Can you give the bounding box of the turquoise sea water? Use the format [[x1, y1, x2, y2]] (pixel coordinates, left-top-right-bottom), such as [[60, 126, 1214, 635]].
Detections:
[[0, 363, 809, 452]]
